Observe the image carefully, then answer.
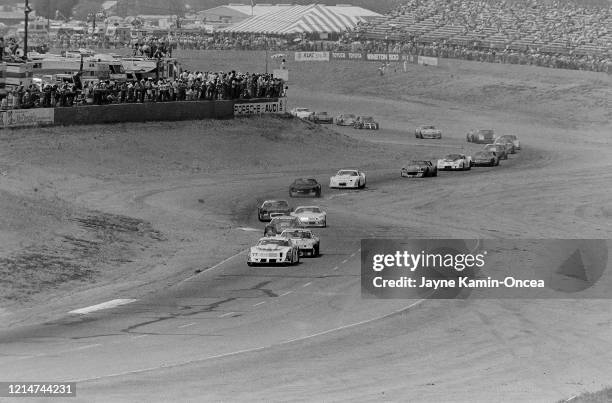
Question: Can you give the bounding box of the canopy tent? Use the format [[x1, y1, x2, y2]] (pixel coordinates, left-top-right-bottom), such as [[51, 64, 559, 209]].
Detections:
[[220, 4, 375, 34]]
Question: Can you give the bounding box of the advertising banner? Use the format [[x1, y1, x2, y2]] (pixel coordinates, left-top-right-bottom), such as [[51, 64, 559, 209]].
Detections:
[[365, 53, 400, 61], [233, 98, 287, 116], [417, 56, 439, 66], [0, 108, 55, 128], [272, 68, 289, 82], [294, 52, 330, 62], [331, 52, 347, 59]]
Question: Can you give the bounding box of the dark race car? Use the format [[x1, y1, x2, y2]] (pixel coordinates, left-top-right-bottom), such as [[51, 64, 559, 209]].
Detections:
[[289, 178, 322, 198], [401, 160, 438, 177], [472, 151, 500, 166], [257, 200, 292, 222], [310, 111, 334, 124], [466, 129, 495, 144], [264, 216, 304, 236], [354, 116, 380, 130]]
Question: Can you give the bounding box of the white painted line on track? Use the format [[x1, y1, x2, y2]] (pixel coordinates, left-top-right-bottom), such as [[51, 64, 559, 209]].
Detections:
[[71, 294, 433, 384], [252, 301, 266, 307], [71, 343, 102, 352], [237, 227, 260, 232], [178, 323, 195, 329], [217, 312, 236, 318], [341, 259, 348, 264], [180, 249, 247, 284], [131, 335, 148, 340], [333, 266, 339, 271], [302, 282, 312, 288], [68, 299, 138, 315], [279, 291, 293, 297]]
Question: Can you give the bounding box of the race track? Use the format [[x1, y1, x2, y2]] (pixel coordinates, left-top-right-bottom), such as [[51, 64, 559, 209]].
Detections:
[[1, 68, 611, 402]]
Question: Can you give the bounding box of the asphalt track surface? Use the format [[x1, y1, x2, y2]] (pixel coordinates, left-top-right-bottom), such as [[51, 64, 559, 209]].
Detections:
[[1, 85, 612, 402]]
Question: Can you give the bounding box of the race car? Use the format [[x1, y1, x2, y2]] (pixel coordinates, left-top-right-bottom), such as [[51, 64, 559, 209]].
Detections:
[[247, 236, 300, 266], [472, 150, 500, 166], [494, 136, 516, 154], [264, 216, 304, 237], [289, 178, 322, 198], [309, 111, 334, 124], [354, 116, 379, 130], [290, 107, 314, 120], [329, 169, 366, 189], [496, 134, 520, 150], [401, 160, 438, 177], [280, 228, 320, 257], [290, 205, 327, 227], [482, 143, 508, 160], [466, 129, 495, 144], [258, 200, 292, 222], [334, 113, 357, 126], [415, 125, 442, 139], [437, 154, 472, 171]]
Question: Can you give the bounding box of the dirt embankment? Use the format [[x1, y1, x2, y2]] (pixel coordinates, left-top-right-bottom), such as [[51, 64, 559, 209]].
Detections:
[[0, 116, 407, 324]]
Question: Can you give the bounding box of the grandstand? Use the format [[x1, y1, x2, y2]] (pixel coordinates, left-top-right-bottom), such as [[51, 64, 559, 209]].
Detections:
[[355, 0, 612, 56]]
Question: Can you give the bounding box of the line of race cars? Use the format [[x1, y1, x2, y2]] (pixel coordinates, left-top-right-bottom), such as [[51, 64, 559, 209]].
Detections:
[[290, 108, 380, 130], [248, 120, 521, 266]]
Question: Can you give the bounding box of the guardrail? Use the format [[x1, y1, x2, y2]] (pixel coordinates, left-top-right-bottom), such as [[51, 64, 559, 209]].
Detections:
[[1, 97, 287, 129]]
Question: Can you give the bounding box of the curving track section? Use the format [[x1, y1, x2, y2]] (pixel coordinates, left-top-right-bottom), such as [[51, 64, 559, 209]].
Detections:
[[0, 86, 611, 402]]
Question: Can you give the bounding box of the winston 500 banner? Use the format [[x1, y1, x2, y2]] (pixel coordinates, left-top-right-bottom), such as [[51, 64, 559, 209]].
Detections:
[[361, 239, 610, 299]]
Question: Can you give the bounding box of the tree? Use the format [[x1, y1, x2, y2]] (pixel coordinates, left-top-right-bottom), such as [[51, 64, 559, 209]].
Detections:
[[31, 0, 79, 19]]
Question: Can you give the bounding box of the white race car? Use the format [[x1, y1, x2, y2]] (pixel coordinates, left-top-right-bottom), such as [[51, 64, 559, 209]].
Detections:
[[290, 205, 327, 227], [437, 154, 473, 171], [415, 125, 442, 139], [280, 228, 320, 257], [290, 107, 314, 120], [247, 236, 300, 266], [329, 169, 366, 189]]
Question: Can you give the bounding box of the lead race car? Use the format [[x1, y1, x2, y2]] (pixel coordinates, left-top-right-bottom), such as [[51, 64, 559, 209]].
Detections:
[[247, 236, 300, 266], [290, 205, 327, 227], [415, 125, 442, 139], [290, 107, 314, 120], [329, 169, 366, 189], [401, 160, 438, 177], [280, 228, 320, 257], [437, 154, 473, 171]]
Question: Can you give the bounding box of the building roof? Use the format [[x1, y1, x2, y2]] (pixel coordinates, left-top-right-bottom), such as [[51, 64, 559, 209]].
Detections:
[[220, 3, 379, 34]]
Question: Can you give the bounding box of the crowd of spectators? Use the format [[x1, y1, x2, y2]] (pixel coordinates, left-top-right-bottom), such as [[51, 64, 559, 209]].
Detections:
[[353, 0, 611, 64], [2, 0, 610, 74], [0, 70, 286, 110]]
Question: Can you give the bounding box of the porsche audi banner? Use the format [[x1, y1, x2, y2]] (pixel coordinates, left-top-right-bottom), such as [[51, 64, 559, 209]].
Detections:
[[0, 108, 54, 128], [294, 52, 330, 62], [233, 98, 288, 116]]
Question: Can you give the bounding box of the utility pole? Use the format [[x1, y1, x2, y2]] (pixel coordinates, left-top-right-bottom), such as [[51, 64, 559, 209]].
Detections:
[[24, 0, 32, 59]]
